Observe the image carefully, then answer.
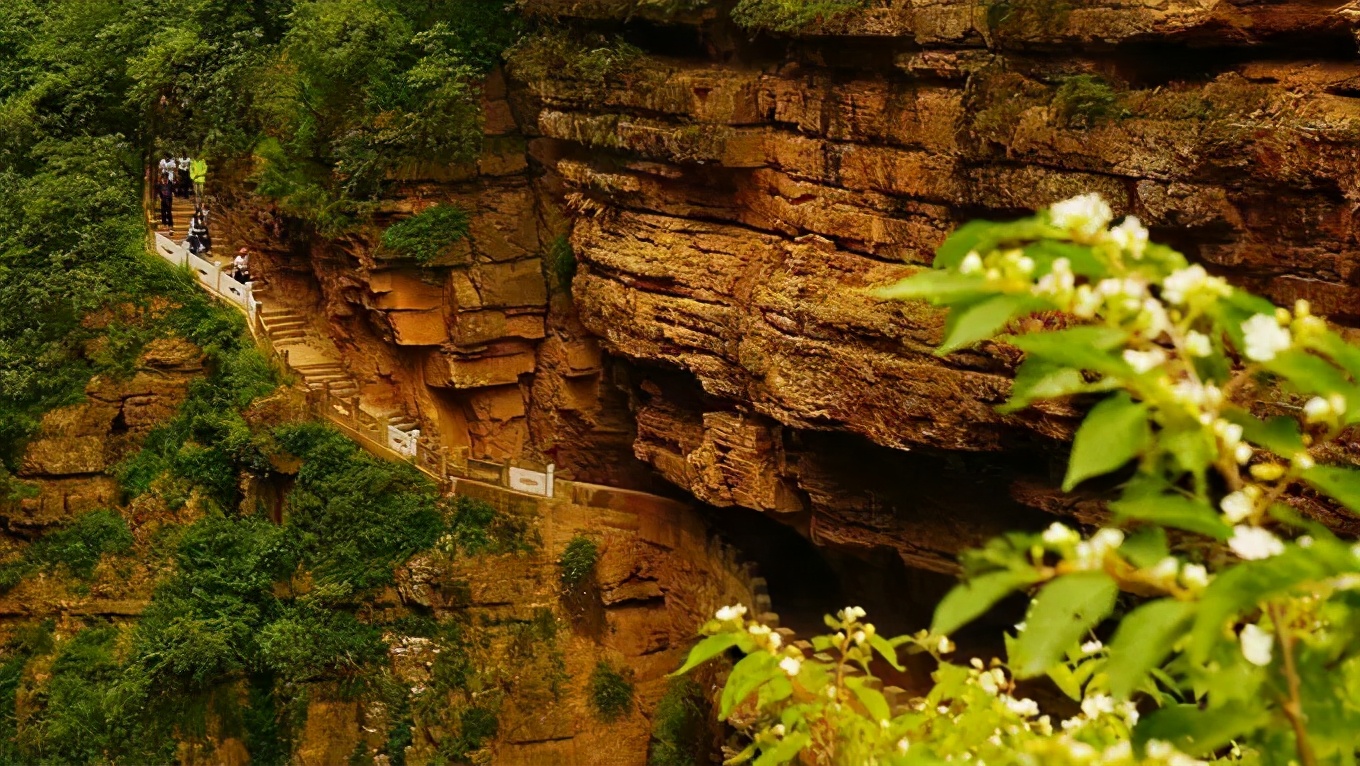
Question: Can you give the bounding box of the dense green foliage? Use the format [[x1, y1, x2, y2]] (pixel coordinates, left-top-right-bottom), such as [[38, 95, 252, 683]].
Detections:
[[559, 535, 599, 586], [1053, 74, 1126, 128], [507, 29, 642, 86], [589, 660, 635, 722], [0, 511, 134, 591], [648, 677, 709, 766], [379, 204, 470, 263], [730, 0, 867, 32]]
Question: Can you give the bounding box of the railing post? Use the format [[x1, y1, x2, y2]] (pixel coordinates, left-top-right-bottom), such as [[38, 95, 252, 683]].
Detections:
[[546, 463, 555, 498], [439, 446, 448, 481]]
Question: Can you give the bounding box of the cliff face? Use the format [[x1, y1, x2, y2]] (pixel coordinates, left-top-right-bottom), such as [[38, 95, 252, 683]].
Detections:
[[504, 0, 1360, 571]]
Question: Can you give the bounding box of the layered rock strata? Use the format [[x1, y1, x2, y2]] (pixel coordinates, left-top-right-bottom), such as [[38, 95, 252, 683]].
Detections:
[[508, 0, 1360, 571]]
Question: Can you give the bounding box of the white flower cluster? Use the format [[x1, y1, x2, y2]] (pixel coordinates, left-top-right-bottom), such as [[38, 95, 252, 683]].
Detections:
[[1228, 525, 1285, 561]]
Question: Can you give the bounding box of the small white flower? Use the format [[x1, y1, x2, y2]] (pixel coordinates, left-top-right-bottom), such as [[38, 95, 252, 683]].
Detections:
[[1239, 623, 1274, 666], [771, 724, 786, 737], [1161, 264, 1229, 306], [1103, 742, 1134, 761], [779, 656, 802, 677], [1242, 313, 1292, 362], [1213, 420, 1244, 447], [1014, 621, 1027, 633], [896, 737, 911, 754], [1041, 522, 1079, 546], [1185, 330, 1213, 357], [1220, 490, 1254, 523], [959, 251, 983, 275], [748, 623, 771, 637], [1298, 535, 1315, 549], [715, 604, 747, 622], [937, 636, 955, 654], [1294, 453, 1316, 471], [1180, 563, 1209, 590], [1015, 255, 1035, 276], [1148, 556, 1180, 583], [1123, 348, 1167, 374], [1080, 694, 1115, 718], [1050, 193, 1113, 238], [768, 632, 782, 650], [1072, 285, 1102, 318], [1303, 396, 1332, 423], [1003, 696, 1039, 718], [852, 630, 866, 645], [1229, 526, 1285, 560], [1234, 442, 1253, 465], [1079, 639, 1104, 655], [1091, 528, 1125, 557], [1109, 216, 1149, 259]]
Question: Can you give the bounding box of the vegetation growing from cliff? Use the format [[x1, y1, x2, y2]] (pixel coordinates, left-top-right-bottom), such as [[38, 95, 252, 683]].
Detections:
[[559, 534, 599, 585], [589, 660, 635, 722], [0, 511, 134, 592], [648, 677, 709, 766], [1052, 75, 1127, 128], [548, 234, 577, 293], [730, 0, 867, 32], [680, 194, 1360, 764], [506, 29, 643, 86], [380, 204, 471, 264]]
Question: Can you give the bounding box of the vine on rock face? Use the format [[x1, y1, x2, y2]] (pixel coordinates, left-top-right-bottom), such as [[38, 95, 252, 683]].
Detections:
[[677, 194, 1360, 765]]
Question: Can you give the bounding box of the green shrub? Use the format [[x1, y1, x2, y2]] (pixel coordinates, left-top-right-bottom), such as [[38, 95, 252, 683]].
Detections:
[[648, 677, 708, 766], [730, 0, 866, 32], [559, 535, 598, 586], [0, 510, 134, 592], [443, 495, 534, 556], [507, 30, 643, 86], [380, 205, 470, 264], [274, 422, 444, 594], [547, 234, 576, 293], [258, 602, 386, 682], [1051, 74, 1126, 128], [588, 661, 634, 722]]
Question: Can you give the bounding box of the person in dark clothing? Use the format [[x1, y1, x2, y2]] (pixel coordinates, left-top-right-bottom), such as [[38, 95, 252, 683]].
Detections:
[[186, 209, 211, 255], [159, 177, 174, 230]]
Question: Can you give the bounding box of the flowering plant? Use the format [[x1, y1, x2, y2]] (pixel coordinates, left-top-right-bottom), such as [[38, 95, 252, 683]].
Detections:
[[676, 194, 1360, 765]]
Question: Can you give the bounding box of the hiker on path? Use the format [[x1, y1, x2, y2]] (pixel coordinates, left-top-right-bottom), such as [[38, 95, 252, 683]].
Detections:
[[158, 175, 174, 230], [186, 209, 211, 255], [232, 247, 251, 283], [190, 157, 207, 200], [158, 156, 175, 183], [177, 155, 192, 198]]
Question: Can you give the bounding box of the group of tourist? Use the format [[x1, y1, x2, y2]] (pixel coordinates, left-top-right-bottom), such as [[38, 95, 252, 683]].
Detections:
[[155, 153, 207, 231], [153, 151, 250, 283]]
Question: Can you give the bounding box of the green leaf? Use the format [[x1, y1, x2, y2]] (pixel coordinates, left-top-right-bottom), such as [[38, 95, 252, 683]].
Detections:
[[1008, 326, 1131, 376], [753, 731, 811, 766], [1303, 465, 1360, 516], [1046, 661, 1084, 702], [1309, 331, 1360, 398], [1134, 702, 1269, 757], [1063, 392, 1151, 491], [845, 676, 892, 722], [873, 270, 989, 304], [1263, 350, 1358, 401], [671, 632, 740, 677], [869, 634, 904, 671], [1220, 409, 1304, 458], [1010, 572, 1118, 679], [1000, 359, 1116, 414], [1109, 493, 1231, 540], [933, 220, 995, 269], [938, 294, 1041, 354], [931, 569, 1040, 636], [1118, 526, 1169, 568], [720, 651, 777, 719], [1107, 599, 1195, 699], [1022, 240, 1106, 278], [1188, 548, 1337, 663]]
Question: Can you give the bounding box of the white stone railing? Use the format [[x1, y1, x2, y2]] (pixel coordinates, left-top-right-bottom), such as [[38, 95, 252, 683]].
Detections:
[[153, 232, 256, 315]]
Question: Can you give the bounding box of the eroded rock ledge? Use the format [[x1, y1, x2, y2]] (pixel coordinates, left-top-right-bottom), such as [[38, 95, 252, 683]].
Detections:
[[510, 0, 1360, 571]]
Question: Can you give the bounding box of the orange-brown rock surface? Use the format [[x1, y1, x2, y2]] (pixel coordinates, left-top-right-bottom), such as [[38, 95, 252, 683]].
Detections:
[[500, 0, 1360, 572]]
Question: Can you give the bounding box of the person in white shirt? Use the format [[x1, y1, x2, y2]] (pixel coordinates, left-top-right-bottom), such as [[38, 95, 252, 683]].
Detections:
[[233, 248, 251, 283]]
